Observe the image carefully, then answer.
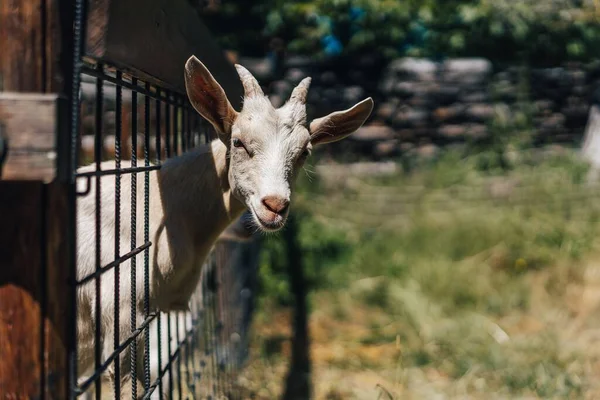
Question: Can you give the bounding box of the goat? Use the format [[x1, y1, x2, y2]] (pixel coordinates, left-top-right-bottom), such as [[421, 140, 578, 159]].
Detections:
[[75, 55, 374, 397]]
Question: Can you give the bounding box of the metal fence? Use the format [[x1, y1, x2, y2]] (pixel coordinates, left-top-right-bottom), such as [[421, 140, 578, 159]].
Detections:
[[0, 0, 257, 399], [74, 61, 258, 399]]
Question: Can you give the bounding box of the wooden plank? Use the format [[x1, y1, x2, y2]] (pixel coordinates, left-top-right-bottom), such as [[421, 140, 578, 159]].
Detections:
[[0, 181, 70, 399], [42, 182, 71, 399], [0, 0, 64, 93], [0, 93, 60, 182], [0, 1, 74, 398], [0, 0, 44, 91], [84, 0, 244, 108]]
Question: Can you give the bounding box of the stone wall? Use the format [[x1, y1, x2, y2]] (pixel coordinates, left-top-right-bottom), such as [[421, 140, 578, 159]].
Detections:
[[240, 55, 600, 160]]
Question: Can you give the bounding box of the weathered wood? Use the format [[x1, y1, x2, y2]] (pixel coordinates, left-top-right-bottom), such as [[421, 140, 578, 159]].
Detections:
[[0, 0, 44, 91], [0, 93, 61, 182], [0, 1, 74, 398], [85, 0, 244, 108], [0, 181, 70, 399], [0, 0, 63, 92]]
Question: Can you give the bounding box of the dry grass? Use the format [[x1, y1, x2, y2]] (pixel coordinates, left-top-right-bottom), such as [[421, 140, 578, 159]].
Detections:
[[235, 149, 600, 399]]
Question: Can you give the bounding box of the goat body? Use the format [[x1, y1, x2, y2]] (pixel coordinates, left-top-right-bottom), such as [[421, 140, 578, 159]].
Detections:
[[76, 139, 244, 392]]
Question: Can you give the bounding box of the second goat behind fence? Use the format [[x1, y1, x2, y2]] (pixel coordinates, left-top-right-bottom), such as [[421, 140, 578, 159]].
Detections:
[[75, 55, 374, 396]]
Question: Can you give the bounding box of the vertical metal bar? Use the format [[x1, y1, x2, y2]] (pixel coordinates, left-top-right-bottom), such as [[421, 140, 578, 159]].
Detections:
[[173, 98, 180, 156], [113, 70, 123, 398], [167, 312, 174, 399], [156, 312, 164, 400], [175, 314, 183, 400], [130, 77, 139, 400], [154, 89, 164, 400], [93, 62, 104, 400], [180, 106, 187, 153], [67, 0, 87, 395], [164, 91, 171, 159], [185, 301, 196, 395], [188, 107, 194, 149], [144, 82, 152, 392], [222, 247, 229, 393], [207, 256, 217, 397], [201, 265, 211, 396], [155, 89, 162, 164]]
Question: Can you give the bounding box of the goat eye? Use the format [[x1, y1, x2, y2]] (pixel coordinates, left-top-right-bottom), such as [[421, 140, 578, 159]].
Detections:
[[232, 138, 244, 148], [301, 149, 310, 159]]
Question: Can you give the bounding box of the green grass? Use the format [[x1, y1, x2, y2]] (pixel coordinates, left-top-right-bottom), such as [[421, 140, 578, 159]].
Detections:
[[241, 148, 600, 399]]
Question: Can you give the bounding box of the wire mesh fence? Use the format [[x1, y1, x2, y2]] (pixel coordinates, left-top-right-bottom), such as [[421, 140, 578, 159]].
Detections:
[[71, 59, 258, 399]]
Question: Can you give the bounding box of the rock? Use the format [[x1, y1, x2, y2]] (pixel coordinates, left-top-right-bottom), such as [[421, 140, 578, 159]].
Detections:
[[239, 57, 274, 81], [442, 58, 492, 84], [393, 107, 428, 129], [351, 125, 396, 142], [343, 86, 366, 103], [285, 55, 314, 69], [375, 103, 396, 122], [285, 68, 308, 85], [394, 81, 417, 98], [465, 104, 494, 122], [415, 143, 439, 159], [438, 124, 466, 139], [374, 140, 399, 158], [460, 91, 489, 103], [379, 76, 396, 95], [388, 57, 438, 81], [437, 124, 487, 139], [433, 105, 465, 123]]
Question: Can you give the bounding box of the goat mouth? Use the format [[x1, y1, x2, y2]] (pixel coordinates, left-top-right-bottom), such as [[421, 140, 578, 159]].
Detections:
[[250, 205, 287, 232]]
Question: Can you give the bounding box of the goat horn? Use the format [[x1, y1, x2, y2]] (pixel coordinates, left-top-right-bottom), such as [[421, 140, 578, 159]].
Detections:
[[289, 77, 312, 104], [234, 64, 264, 98]]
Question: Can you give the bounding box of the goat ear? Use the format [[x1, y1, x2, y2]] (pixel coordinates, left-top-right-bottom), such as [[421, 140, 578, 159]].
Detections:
[[185, 55, 238, 138], [309, 97, 374, 146]]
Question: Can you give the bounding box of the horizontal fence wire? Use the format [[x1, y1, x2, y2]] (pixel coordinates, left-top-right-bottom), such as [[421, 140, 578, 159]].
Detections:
[[72, 60, 259, 399]]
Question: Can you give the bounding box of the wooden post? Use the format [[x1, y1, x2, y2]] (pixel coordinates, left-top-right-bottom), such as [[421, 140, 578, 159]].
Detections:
[[0, 0, 75, 398]]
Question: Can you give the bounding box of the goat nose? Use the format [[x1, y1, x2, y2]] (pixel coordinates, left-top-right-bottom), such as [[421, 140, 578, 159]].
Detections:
[[261, 195, 290, 214]]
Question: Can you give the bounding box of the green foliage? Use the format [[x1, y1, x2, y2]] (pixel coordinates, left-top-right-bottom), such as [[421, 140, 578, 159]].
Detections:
[[202, 0, 600, 64]]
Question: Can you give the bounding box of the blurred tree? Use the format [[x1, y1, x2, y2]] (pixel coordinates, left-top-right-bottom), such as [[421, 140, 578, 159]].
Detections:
[[197, 0, 600, 65]]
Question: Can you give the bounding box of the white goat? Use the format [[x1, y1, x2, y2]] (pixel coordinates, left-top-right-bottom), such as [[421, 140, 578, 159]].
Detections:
[[75, 55, 374, 397]]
